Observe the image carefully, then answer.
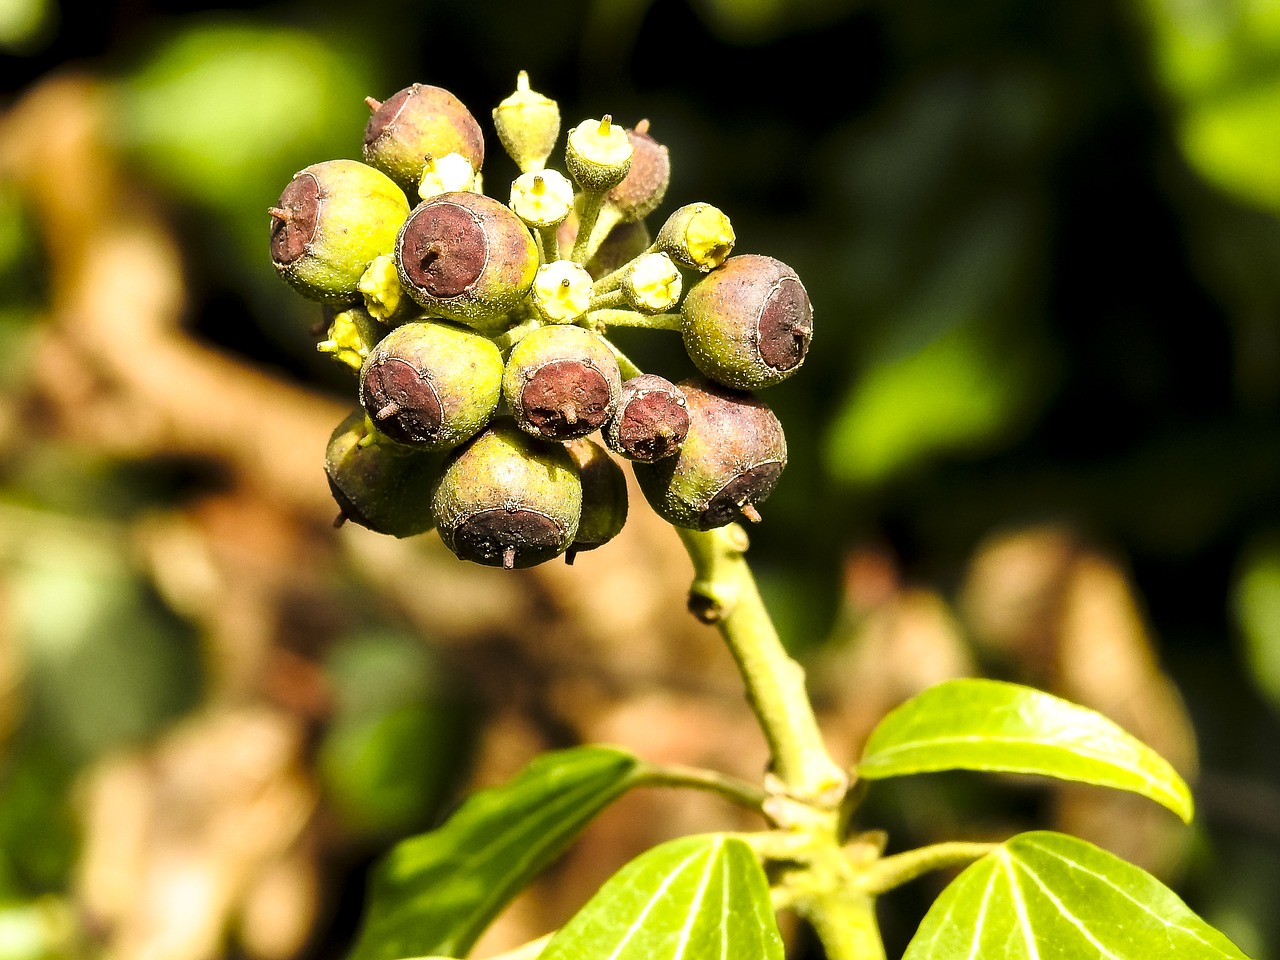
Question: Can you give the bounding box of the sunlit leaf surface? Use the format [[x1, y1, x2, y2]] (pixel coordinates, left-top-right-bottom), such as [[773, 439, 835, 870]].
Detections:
[[537, 835, 782, 960], [904, 831, 1252, 959], [856, 679, 1193, 822]]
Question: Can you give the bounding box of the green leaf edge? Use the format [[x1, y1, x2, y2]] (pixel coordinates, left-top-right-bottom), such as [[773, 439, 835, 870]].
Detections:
[[855, 678, 1194, 823], [903, 830, 1253, 960], [349, 744, 643, 960]]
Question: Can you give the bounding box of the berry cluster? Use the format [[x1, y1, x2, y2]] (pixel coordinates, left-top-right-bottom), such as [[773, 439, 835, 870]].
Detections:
[[269, 74, 813, 569]]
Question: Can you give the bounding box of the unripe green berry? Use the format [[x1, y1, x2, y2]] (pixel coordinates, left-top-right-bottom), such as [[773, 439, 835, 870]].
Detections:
[[566, 116, 633, 192], [607, 121, 670, 223], [565, 438, 628, 562], [681, 254, 813, 390], [269, 160, 410, 304], [502, 325, 622, 441], [656, 202, 735, 273], [431, 421, 582, 569], [604, 374, 690, 462], [363, 84, 485, 195], [326, 410, 441, 538], [633, 378, 786, 530], [359, 320, 503, 451], [395, 192, 538, 329], [493, 72, 561, 174]]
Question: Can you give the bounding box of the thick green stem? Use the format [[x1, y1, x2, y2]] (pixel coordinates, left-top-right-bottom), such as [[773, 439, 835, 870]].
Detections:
[[804, 889, 886, 960], [676, 526, 846, 804]]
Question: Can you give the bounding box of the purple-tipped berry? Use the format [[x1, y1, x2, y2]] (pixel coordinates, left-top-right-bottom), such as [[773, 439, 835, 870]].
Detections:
[[431, 421, 582, 569], [502, 325, 622, 441], [681, 254, 813, 390], [363, 84, 485, 194], [395, 192, 538, 329], [269, 160, 409, 304], [607, 121, 670, 223], [603, 374, 690, 462], [359, 320, 503, 451], [633, 378, 786, 530]]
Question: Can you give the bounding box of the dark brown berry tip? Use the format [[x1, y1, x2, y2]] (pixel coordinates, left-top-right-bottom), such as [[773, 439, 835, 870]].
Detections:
[[454, 507, 568, 569], [519, 359, 613, 440], [756, 275, 813, 373], [605, 374, 690, 462], [399, 199, 487, 299], [269, 172, 319, 266], [360, 356, 443, 445]]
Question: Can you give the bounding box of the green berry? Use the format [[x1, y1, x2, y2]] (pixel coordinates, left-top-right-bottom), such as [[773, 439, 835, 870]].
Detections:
[[326, 410, 441, 538], [269, 160, 410, 304], [633, 378, 786, 530], [681, 254, 813, 391], [502, 325, 622, 441], [363, 84, 485, 195], [493, 72, 561, 173], [431, 421, 582, 569], [359, 320, 503, 450], [395, 192, 539, 330], [604, 374, 690, 462], [565, 438, 628, 562]]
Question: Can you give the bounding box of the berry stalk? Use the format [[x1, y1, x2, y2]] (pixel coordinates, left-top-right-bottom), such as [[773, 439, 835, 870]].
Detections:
[[676, 525, 847, 805]]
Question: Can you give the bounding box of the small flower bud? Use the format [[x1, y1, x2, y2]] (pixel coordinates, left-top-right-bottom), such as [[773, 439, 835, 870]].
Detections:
[[633, 378, 786, 530], [566, 116, 633, 192], [317, 304, 384, 372], [607, 121, 670, 223], [603, 374, 690, 462], [418, 152, 477, 201], [326, 410, 442, 538], [359, 320, 503, 451], [624, 252, 682, 312], [358, 255, 418, 322], [681, 254, 813, 390], [395, 192, 539, 329], [565, 438, 628, 562], [502, 325, 622, 441], [531, 260, 593, 324], [656, 202, 735, 273], [492, 71, 561, 173], [364, 84, 485, 194], [509, 170, 575, 228], [431, 420, 582, 569], [269, 160, 409, 304]]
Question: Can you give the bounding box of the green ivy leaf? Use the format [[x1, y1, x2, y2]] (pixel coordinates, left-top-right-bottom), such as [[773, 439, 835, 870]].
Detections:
[[904, 831, 1252, 959], [538, 835, 782, 960], [855, 679, 1193, 822], [349, 746, 640, 960]]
